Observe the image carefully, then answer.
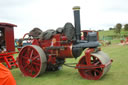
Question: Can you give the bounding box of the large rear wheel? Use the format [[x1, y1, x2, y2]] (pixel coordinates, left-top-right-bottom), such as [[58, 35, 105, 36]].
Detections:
[[18, 45, 47, 77]]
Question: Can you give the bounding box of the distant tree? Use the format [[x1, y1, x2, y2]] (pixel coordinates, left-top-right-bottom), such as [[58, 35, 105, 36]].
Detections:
[[98, 29, 104, 31], [124, 24, 128, 31], [114, 23, 122, 34], [109, 27, 114, 30]]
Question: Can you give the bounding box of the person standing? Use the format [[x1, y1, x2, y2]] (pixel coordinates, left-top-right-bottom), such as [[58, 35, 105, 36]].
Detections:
[[0, 63, 16, 85]]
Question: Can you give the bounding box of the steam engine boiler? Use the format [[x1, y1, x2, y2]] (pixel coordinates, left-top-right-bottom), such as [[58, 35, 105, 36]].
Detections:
[[18, 6, 112, 80]]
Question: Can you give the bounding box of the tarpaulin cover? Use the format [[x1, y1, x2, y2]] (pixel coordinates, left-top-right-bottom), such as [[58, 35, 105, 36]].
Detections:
[[0, 63, 16, 85]]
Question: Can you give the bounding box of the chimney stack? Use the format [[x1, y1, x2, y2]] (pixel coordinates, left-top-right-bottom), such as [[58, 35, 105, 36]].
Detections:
[[73, 6, 81, 40]]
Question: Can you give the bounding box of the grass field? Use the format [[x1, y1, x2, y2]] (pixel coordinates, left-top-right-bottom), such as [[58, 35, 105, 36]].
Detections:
[[99, 30, 128, 36], [11, 43, 128, 85]]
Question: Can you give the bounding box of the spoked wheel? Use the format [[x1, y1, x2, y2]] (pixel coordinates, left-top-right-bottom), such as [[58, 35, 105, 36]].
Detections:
[[18, 45, 47, 77], [78, 51, 111, 80]]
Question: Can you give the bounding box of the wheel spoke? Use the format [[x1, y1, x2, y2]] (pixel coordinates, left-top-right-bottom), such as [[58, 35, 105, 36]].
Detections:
[[27, 47, 31, 57], [24, 50, 29, 57], [94, 61, 100, 65], [94, 71, 97, 77], [31, 66, 37, 73], [22, 56, 29, 60], [32, 55, 39, 61], [30, 50, 34, 59], [24, 64, 29, 69], [35, 66, 40, 71], [26, 65, 32, 75], [95, 69, 101, 74], [32, 62, 40, 66], [84, 69, 90, 73], [88, 70, 93, 77]]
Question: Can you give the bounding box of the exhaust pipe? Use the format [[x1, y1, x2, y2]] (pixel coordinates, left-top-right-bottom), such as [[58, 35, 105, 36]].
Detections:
[[73, 6, 81, 40]]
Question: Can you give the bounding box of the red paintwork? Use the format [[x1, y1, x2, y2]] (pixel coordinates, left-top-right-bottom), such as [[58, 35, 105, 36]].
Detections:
[[22, 33, 33, 43], [76, 48, 112, 80], [32, 34, 74, 62], [0, 22, 17, 52], [30, 34, 74, 67], [0, 23, 17, 27], [120, 37, 128, 44], [0, 52, 18, 56], [85, 48, 94, 65], [0, 22, 18, 69], [18, 29, 111, 79], [126, 37, 128, 42], [48, 55, 56, 64], [29, 31, 100, 71], [18, 33, 74, 77], [18, 45, 43, 77], [81, 30, 99, 40], [76, 48, 103, 80], [0, 52, 18, 69]]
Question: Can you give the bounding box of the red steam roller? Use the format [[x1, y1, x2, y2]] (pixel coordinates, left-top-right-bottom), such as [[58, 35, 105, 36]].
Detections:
[[17, 6, 112, 80]]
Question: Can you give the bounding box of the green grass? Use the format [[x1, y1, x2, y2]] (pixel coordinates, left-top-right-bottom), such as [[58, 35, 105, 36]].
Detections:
[[99, 30, 115, 37], [99, 30, 128, 37], [99, 30, 128, 40], [10, 44, 128, 85]]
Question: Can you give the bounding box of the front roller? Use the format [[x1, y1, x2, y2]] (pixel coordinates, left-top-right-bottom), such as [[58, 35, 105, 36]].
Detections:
[[76, 50, 112, 80], [18, 45, 47, 77]]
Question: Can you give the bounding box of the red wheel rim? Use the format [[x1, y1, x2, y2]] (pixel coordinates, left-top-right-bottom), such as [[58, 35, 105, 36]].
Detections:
[[78, 55, 103, 80], [18, 45, 47, 77]]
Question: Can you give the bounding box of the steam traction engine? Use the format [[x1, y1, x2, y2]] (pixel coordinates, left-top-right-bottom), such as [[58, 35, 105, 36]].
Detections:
[[18, 6, 112, 80]]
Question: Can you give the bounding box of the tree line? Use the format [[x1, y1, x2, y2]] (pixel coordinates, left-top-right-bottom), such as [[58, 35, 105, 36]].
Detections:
[[109, 23, 128, 34]]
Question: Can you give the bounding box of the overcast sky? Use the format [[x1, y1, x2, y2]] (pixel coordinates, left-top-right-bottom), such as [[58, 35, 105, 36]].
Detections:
[[0, 0, 128, 38]]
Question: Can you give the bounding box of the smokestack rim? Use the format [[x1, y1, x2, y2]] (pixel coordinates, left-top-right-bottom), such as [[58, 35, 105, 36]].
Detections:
[[73, 6, 80, 11]]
